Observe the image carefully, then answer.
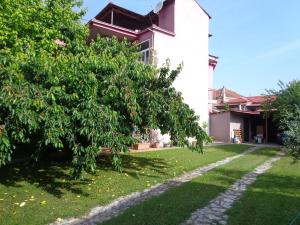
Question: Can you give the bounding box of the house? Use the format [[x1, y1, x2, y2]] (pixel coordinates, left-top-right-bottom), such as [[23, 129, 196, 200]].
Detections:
[[208, 86, 242, 113], [88, 0, 217, 127], [209, 87, 278, 144]]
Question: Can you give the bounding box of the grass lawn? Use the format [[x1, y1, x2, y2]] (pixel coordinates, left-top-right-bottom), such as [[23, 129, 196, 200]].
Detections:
[[0, 145, 250, 225], [102, 147, 279, 225], [227, 155, 300, 225]]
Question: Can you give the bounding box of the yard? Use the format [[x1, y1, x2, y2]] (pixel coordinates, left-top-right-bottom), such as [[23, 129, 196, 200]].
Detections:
[[102, 147, 300, 225], [1, 145, 299, 225], [102, 147, 279, 225], [227, 155, 300, 225], [0, 145, 249, 225]]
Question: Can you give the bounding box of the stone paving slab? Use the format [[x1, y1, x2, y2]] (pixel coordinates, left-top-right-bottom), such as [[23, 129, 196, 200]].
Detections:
[[50, 146, 260, 225], [183, 152, 283, 225]]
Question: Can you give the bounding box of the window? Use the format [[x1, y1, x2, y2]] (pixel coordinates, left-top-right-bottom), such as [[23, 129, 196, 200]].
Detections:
[[138, 40, 151, 64]]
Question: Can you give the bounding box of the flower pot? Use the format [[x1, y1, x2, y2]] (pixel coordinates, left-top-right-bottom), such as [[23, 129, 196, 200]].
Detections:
[[133, 143, 150, 150], [101, 147, 112, 153], [151, 142, 161, 148], [163, 143, 171, 148]]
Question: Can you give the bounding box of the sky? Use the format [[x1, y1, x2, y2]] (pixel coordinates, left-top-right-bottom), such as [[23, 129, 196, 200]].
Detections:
[[82, 0, 300, 96]]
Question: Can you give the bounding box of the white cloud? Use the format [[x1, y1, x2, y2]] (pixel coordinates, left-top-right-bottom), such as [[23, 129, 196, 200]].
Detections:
[[258, 40, 300, 58]]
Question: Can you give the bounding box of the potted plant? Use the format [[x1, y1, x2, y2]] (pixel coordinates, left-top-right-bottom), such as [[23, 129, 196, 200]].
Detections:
[[101, 147, 112, 154], [132, 129, 151, 150], [149, 129, 161, 148]]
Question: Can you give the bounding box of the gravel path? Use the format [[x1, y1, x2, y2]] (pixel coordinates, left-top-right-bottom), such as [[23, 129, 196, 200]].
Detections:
[[183, 152, 283, 225], [50, 146, 260, 225]]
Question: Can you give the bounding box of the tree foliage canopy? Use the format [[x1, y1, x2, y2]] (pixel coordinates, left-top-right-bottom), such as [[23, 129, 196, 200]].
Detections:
[[267, 80, 300, 159], [0, 0, 210, 177]]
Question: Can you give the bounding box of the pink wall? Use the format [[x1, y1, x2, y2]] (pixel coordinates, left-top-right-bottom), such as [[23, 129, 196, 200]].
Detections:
[[210, 112, 245, 143], [158, 1, 175, 32], [210, 111, 231, 142], [137, 30, 154, 47]]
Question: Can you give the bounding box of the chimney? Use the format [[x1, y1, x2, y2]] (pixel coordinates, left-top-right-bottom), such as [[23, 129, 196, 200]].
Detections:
[[222, 86, 226, 103]]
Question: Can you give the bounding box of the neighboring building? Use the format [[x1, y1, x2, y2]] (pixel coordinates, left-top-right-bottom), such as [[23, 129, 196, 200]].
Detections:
[[209, 86, 242, 113], [209, 87, 278, 143], [88, 0, 217, 125]]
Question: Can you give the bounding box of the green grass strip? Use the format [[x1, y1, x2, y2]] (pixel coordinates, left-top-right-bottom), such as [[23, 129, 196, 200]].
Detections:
[[227, 155, 300, 225], [0, 145, 249, 225], [102, 147, 279, 225]]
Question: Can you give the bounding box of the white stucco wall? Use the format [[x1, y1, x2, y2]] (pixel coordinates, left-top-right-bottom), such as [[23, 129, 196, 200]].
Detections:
[[153, 31, 176, 66], [230, 113, 244, 140], [154, 0, 210, 125], [208, 65, 214, 90]]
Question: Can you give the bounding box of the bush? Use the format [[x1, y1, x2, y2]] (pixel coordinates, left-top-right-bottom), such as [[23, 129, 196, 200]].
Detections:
[[0, 0, 210, 178], [267, 80, 300, 159], [283, 108, 300, 160]]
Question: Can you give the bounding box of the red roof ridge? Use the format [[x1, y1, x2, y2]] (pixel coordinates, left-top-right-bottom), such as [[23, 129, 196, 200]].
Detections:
[[212, 87, 243, 100]]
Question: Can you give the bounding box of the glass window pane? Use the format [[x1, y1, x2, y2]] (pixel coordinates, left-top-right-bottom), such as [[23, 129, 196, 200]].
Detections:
[[140, 41, 150, 51]]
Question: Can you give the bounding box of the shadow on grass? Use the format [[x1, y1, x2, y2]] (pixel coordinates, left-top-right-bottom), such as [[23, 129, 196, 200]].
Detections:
[[102, 168, 300, 225], [98, 154, 170, 179], [0, 154, 169, 198], [0, 161, 90, 198], [0, 145, 259, 199]]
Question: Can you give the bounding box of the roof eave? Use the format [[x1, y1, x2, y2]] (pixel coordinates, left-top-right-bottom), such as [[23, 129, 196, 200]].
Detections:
[[90, 19, 138, 40], [193, 0, 211, 19]]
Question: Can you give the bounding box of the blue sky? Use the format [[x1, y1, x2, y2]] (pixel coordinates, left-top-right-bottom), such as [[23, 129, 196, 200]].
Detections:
[[82, 0, 300, 96]]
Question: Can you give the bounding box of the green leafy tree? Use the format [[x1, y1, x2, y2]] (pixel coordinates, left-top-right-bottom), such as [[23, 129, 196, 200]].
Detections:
[[0, 0, 210, 177], [266, 80, 300, 159], [283, 107, 300, 160], [223, 103, 230, 111]]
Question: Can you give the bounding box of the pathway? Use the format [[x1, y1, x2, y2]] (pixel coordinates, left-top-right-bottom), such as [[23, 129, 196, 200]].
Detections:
[[183, 152, 283, 225], [51, 146, 260, 225]]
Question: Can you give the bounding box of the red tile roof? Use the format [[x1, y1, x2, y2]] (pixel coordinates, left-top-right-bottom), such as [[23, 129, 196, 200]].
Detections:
[[227, 97, 248, 104], [226, 95, 276, 105], [247, 96, 267, 103], [213, 88, 243, 100]]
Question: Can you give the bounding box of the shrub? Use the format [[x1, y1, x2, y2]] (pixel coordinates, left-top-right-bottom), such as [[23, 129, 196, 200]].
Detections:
[[0, 0, 210, 177], [267, 80, 300, 159]]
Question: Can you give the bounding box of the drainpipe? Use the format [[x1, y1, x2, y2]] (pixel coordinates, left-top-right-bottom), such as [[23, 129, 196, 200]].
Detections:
[[111, 10, 114, 25], [249, 118, 252, 142], [265, 117, 268, 143], [144, 28, 155, 65]]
